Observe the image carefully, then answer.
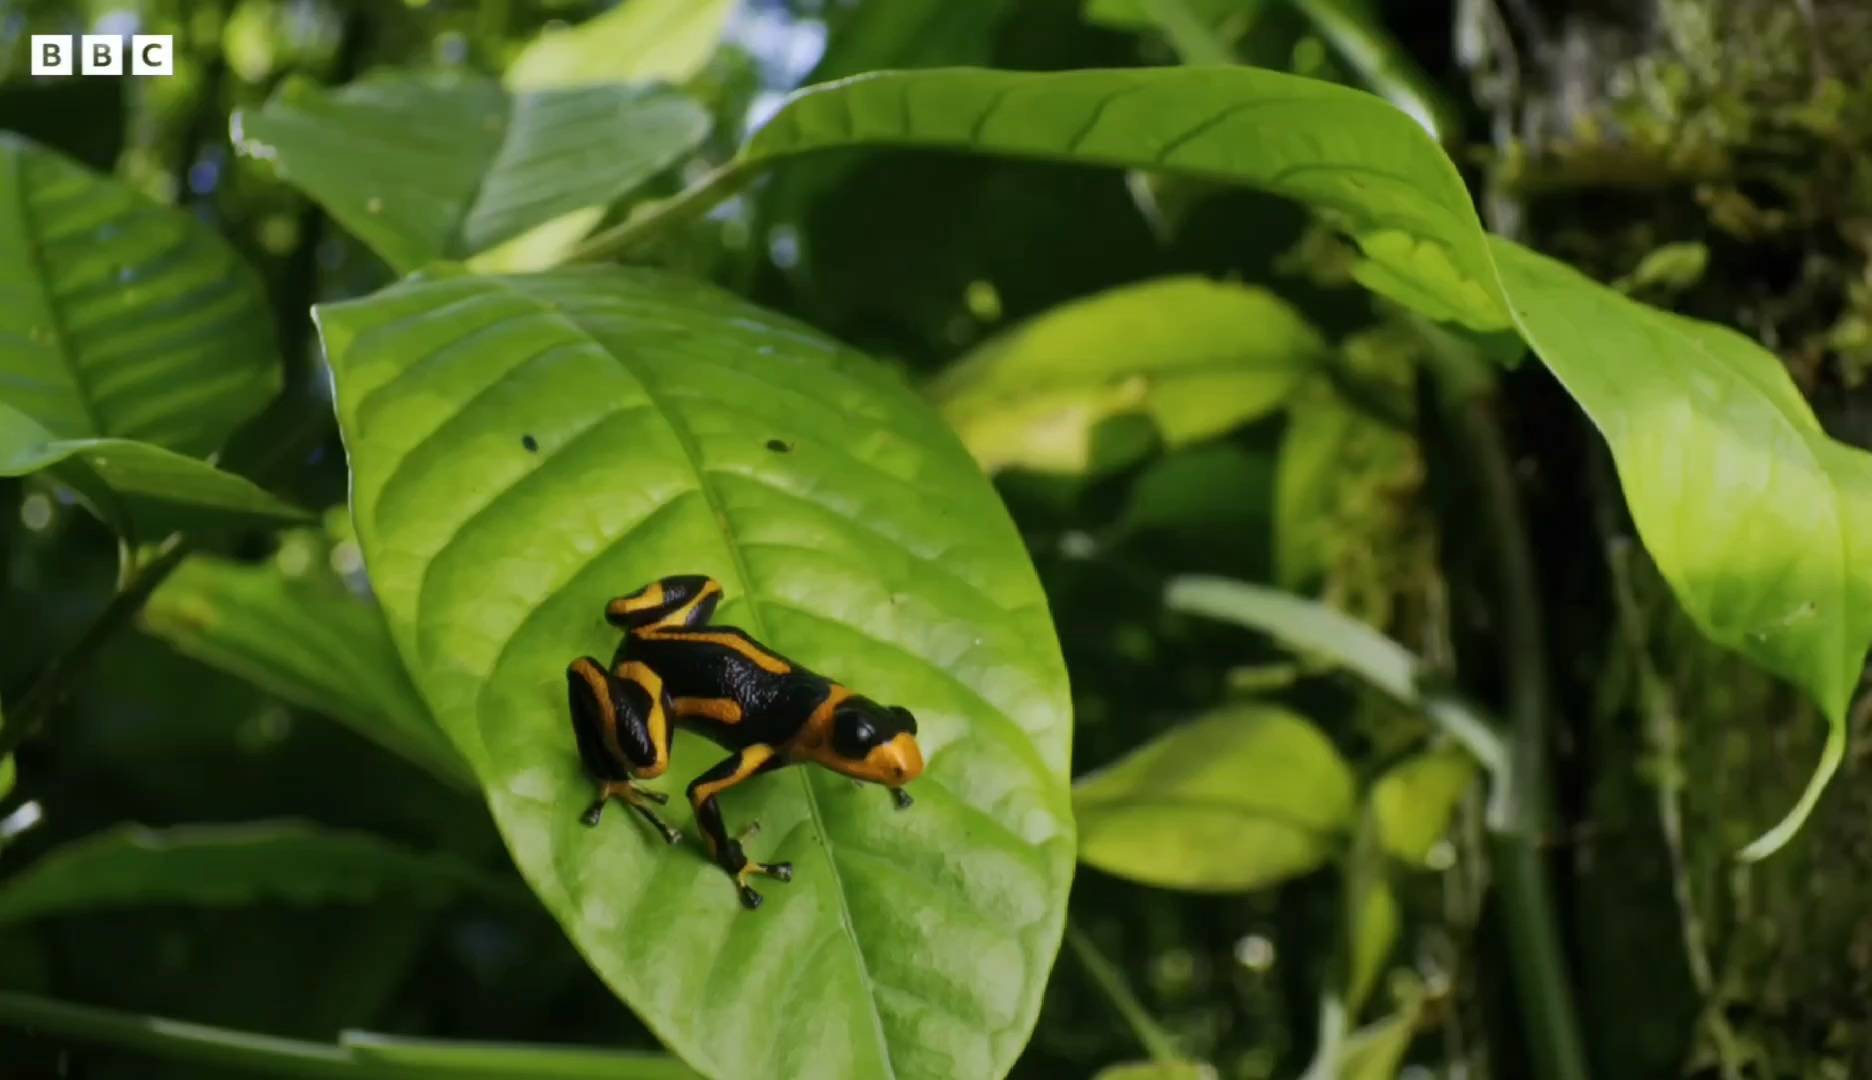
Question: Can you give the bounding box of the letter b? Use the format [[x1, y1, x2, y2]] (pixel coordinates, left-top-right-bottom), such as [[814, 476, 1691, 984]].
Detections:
[[81, 35, 124, 76], [30, 35, 73, 76]]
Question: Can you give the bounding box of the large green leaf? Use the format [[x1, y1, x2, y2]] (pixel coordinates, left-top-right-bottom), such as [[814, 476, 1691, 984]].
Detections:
[[0, 135, 286, 531], [0, 401, 306, 533], [0, 135, 277, 455], [234, 74, 709, 274], [928, 276, 1323, 474], [590, 67, 1510, 330], [505, 0, 736, 91], [582, 64, 1872, 851], [142, 534, 471, 789], [1073, 705, 1354, 891], [1489, 239, 1872, 858], [316, 266, 1074, 1080], [0, 821, 501, 927]]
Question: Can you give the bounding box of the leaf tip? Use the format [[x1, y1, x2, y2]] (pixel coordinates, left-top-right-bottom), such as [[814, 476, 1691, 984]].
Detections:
[[1735, 717, 1847, 862]]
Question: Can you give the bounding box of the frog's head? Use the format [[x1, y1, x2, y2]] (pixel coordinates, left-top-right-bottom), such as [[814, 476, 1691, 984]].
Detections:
[[824, 696, 924, 788]]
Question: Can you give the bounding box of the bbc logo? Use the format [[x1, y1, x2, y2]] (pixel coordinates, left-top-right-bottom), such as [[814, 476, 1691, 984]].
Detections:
[[30, 34, 174, 77]]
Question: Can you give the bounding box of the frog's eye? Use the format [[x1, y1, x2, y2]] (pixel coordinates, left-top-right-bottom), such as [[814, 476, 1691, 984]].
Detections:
[[832, 704, 882, 759], [890, 706, 917, 734]]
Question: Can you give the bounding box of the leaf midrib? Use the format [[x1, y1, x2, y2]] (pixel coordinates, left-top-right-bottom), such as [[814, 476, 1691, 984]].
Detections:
[[481, 275, 897, 1080]]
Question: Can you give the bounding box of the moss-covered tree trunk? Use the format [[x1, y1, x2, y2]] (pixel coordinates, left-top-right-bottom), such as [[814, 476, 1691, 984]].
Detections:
[[1472, 1, 1872, 1074]]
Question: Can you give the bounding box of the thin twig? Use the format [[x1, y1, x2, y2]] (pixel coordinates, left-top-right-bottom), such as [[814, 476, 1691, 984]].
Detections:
[[1064, 921, 1183, 1063], [565, 163, 752, 264], [0, 536, 192, 757]]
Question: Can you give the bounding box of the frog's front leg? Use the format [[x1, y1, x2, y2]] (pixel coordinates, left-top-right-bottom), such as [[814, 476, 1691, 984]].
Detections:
[[687, 744, 793, 909], [566, 657, 680, 844]]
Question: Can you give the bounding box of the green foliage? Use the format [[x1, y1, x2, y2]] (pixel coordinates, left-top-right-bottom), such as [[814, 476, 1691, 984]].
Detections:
[[1491, 239, 1872, 856], [633, 65, 1871, 846], [142, 531, 469, 789], [1075, 705, 1355, 890], [504, 0, 735, 90], [630, 66, 1511, 331], [0, 401, 307, 532], [0, 134, 287, 532], [235, 75, 708, 273], [0, 821, 498, 926], [316, 266, 1073, 1080], [4, 2, 1868, 1076], [1167, 576, 1506, 780], [929, 276, 1323, 474], [1370, 746, 1474, 866], [0, 136, 277, 455]]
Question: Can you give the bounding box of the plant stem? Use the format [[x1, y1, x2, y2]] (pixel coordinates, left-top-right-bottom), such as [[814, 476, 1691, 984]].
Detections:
[[566, 163, 752, 264], [1437, 381, 1588, 1080], [0, 536, 192, 758], [0, 991, 370, 1079], [1064, 921, 1184, 1063]]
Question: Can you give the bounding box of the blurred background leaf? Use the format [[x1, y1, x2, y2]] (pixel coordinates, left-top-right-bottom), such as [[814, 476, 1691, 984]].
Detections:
[[142, 527, 469, 789], [235, 76, 708, 273], [1075, 705, 1355, 891], [0, 820, 507, 927], [505, 0, 737, 90], [930, 277, 1324, 475]]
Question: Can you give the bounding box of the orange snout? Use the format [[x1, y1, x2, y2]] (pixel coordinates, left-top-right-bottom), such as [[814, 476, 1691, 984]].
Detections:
[[864, 732, 924, 785]]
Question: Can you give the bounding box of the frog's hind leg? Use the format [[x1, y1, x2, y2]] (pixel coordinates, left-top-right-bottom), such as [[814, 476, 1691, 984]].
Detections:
[[566, 656, 680, 844]]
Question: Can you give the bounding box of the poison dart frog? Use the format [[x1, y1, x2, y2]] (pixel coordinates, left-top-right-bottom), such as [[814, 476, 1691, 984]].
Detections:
[[566, 575, 924, 909]]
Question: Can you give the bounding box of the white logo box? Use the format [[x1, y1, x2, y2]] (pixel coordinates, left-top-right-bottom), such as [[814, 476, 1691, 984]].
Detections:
[[30, 34, 173, 76]]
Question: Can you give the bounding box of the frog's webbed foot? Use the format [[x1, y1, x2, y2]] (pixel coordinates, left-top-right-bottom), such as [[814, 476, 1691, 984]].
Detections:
[[714, 833, 793, 909]]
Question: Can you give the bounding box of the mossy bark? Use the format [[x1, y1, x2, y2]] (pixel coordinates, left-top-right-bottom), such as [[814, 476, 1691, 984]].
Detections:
[[1474, 1, 1872, 1074]]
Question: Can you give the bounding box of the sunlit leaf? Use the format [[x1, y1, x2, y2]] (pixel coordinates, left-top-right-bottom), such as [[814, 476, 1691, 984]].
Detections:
[[235, 74, 708, 273], [929, 277, 1324, 474], [317, 266, 1073, 1079], [506, 0, 736, 90], [143, 535, 471, 790], [1370, 745, 1474, 866], [1074, 705, 1355, 891], [1490, 238, 1872, 858], [0, 821, 501, 927]]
